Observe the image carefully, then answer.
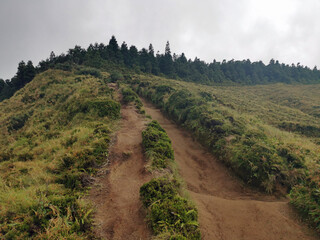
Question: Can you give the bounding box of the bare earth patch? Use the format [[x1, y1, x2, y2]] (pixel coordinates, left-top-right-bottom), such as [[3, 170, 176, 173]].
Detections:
[[89, 104, 152, 240]]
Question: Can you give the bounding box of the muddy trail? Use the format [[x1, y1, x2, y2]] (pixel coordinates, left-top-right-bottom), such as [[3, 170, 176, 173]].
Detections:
[[89, 104, 152, 240], [142, 99, 318, 240]]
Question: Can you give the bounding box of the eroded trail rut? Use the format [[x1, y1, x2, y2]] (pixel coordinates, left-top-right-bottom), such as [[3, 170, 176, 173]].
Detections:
[[89, 105, 151, 240], [142, 99, 318, 240]]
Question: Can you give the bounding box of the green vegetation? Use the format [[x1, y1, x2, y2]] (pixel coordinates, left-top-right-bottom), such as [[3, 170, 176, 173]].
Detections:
[[0, 60, 36, 101], [0, 69, 120, 239], [1, 35, 320, 236], [131, 75, 320, 231], [140, 177, 200, 240], [290, 174, 320, 231], [142, 120, 174, 169], [140, 121, 201, 239], [121, 87, 144, 113], [110, 71, 124, 82], [76, 67, 102, 78], [2, 35, 320, 103]]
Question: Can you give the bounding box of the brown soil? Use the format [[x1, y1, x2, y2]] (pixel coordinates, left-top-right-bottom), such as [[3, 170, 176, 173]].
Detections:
[[88, 104, 152, 240], [142, 99, 318, 240]]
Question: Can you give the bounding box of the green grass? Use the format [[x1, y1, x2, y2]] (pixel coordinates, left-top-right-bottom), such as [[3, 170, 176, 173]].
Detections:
[[0, 69, 120, 239], [142, 120, 174, 169], [140, 120, 201, 239], [121, 86, 145, 114], [130, 74, 320, 232]]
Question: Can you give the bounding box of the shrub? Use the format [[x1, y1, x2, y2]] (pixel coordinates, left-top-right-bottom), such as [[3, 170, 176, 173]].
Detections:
[[58, 170, 82, 190], [140, 177, 200, 239], [140, 177, 179, 207], [7, 113, 30, 132], [140, 177, 200, 240], [121, 87, 143, 110], [279, 122, 320, 138], [110, 72, 124, 82], [142, 121, 174, 168], [86, 99, 120, 118], [148, 196, 200, 239], [53, 62, 73, 71], [290, 172, 320, 231], [66, 98, 120, 120], [77, 67, 102, 78]]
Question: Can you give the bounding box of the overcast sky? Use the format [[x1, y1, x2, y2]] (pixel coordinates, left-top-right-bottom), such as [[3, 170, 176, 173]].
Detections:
[[0, 0, 320, 79]]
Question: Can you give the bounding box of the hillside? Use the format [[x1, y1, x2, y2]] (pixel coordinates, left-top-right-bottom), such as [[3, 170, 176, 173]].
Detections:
[[0, 69, 120, 238], [130, 73, 320, 232], [142, 99, 317, 240], [1, 37, 320, 239]]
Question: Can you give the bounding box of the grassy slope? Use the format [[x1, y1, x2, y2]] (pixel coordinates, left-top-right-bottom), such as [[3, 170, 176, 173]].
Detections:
[[0, 69, 120, 239], [130, 74, 320, 231], [202, 83, 320, 140]]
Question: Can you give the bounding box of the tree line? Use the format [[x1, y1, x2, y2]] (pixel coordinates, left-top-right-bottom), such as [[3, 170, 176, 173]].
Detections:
[[1, 35, 320, 101]]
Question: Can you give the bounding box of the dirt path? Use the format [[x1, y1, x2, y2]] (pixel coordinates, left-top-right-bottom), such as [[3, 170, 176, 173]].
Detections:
[[89, 104, 152, 240], [142, 99, 318, 240]]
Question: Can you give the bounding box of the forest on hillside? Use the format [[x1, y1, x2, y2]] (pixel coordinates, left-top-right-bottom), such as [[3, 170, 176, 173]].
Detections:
[[1, 36, 320, 102]]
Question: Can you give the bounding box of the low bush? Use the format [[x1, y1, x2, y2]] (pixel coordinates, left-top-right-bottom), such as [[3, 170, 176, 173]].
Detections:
[[140, 177, 200, 239], [140, 177, 179, 207], [142, 120, 174, 169], [122, 87, 142, 107], [148, 196, 200, 239], [290, 172, 320, 231], [7, 113, 30, 132], [279, 121, 320, 138], [77, 67, 102, 78], [121, 87, 144, 113], [53, 62, 73, 71], [65, 97, 120, 120], [86, 99, 120, 118], [110, 71, 124, 82]]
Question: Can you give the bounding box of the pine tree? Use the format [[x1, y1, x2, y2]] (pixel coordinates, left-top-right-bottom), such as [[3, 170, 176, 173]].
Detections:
[[107, 35, 121, 62], [148, 44, 155, 57], [159, 41, 174, 76], [49, 51, 56, 61], [165, 41, 171, 56], [121, 42, 129, 66], [0, 79, 4, 92], [128, 45, 139, 67]]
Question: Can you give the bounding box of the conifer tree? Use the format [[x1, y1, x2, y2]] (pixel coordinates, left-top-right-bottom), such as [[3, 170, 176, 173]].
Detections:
[[160, 41, 174, 76], [148, 44, 155, 57], [121, 42, 129, 65], [107, 35, 121, 62]]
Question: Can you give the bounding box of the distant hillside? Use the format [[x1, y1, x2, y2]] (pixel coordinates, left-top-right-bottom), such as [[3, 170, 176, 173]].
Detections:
[[1, 36, 320, 102]]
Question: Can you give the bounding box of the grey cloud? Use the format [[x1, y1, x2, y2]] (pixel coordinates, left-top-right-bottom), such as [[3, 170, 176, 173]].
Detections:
[[0, 0, 319, 79]]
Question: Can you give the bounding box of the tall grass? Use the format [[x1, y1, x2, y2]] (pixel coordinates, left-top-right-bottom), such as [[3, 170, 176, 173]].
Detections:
[[0, 69, 120, 238]]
